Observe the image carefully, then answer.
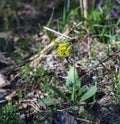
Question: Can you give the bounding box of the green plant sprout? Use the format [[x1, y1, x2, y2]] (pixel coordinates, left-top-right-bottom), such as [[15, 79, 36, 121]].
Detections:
[[46, 66, 97, 105], [66, 66, 97, 103], [0, 103, 24, 124]]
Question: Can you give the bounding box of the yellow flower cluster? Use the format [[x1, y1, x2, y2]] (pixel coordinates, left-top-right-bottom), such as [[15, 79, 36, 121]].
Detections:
[[57, 44, 71, 57], [53, 39, 72, 57]]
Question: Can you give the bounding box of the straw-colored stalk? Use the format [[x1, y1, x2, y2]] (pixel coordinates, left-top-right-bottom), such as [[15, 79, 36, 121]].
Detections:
[[80, 0, 88, 19]]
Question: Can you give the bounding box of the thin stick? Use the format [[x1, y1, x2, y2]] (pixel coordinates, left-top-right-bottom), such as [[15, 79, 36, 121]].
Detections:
[[43, 26, 72, 39], [83, 0, 88, 19]]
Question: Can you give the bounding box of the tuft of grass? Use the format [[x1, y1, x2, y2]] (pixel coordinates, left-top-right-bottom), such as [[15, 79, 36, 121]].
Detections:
[[86, 2, 119, 44], [0, 103, 24, 124]]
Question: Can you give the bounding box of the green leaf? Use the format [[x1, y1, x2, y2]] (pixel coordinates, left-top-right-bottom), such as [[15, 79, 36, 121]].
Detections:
[[80, 86, 97, 102], [66, 66, 80, 91], [39, 98, 60, 106], [77, 85, 86, 98], [48, 85, 69, 100], [117, 73, 120, 84]]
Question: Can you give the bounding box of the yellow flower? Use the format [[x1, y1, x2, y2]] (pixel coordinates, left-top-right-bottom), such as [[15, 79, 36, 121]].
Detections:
[[59, 45, 67, 51], [57, 49, 64, 56], [65, 50, 72, 56], [53, 40, 58, 46], [57, 44, 71, 57]]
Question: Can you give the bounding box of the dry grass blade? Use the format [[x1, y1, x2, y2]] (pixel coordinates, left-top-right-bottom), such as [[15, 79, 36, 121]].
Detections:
[[80, 0, 88, 19]]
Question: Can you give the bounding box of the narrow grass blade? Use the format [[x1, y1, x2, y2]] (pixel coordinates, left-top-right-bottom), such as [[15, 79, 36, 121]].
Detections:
[[48, 85, 69, 100]]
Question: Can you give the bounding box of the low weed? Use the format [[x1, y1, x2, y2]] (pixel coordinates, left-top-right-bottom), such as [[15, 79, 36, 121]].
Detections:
[[0, 103, 23, 124], [47, 66, 97, 105]]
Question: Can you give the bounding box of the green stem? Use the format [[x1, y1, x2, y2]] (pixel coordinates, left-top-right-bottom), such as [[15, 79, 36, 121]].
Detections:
[[92, 0, 96, 12]]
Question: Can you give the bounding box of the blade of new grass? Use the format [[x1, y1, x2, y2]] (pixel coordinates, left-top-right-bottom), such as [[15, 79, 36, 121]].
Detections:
[[48, 85, 69, 101]]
